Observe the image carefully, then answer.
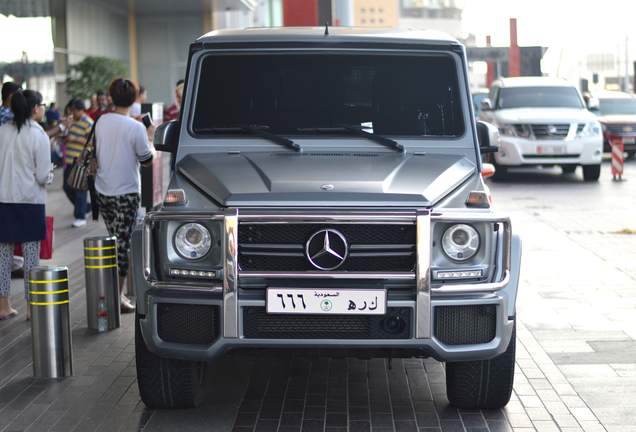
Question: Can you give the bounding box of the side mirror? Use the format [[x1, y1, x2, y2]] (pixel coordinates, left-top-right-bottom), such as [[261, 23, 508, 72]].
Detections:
[[480, 98, 493, 111], [477, 121, 499, 154], [154, 120, 179, 154], [587, 97, 600, 111]]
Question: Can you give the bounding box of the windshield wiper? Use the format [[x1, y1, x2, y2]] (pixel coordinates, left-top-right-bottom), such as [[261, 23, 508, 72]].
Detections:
[[198, 124, 302, 152], [298, 125, 404, 153]]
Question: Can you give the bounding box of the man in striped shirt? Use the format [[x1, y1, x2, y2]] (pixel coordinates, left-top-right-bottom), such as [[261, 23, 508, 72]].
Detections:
[[63, 98, 94, 227]]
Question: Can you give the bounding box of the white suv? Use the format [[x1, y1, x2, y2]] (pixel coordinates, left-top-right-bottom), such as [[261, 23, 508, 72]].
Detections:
[[480, 77, 603, 181]]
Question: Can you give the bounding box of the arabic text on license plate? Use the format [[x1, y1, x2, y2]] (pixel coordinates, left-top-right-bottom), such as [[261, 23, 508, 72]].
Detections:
[[266, 288, 386, 315], [536, 145, 566, 155]]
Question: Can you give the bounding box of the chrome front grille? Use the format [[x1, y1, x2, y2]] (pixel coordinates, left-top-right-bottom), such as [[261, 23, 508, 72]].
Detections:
[[605, 124, 636, 135], [530, 124, 570, 139], [238, 223, 416, 272], [511, 123, 576, 140]]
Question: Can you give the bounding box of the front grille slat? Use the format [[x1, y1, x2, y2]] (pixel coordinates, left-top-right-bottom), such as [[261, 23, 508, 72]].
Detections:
[[529, 124, 570, 140], [238, 223, 416, 272]]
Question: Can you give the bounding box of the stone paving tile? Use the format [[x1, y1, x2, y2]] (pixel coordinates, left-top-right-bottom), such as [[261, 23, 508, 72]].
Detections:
[[4, 160, 636, 431]]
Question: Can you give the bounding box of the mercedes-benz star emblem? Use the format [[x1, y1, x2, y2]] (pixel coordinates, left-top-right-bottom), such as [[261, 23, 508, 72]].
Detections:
[[306, 229, 348, 270]]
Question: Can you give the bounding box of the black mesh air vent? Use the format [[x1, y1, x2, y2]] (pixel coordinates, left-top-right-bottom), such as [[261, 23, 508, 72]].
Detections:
[[243, 307, 410, 339], [157, 303, 220, 344], [434, 305, 496, 345]]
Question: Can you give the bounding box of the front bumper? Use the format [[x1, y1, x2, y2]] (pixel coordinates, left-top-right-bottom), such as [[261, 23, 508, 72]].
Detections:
[[138, 289, 515, 362], [495, 135, 602, 166], [132, 210, 521, 363]]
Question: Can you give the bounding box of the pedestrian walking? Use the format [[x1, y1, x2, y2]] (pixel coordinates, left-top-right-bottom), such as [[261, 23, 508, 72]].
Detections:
[[94, 78, 155, 313], [0, 90, 54, 320], [62, 98, 93, 227]]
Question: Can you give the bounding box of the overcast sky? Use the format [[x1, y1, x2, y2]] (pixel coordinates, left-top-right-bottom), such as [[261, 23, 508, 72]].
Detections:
[[0, 15, 53, 64], [461, 0, 636, 79]]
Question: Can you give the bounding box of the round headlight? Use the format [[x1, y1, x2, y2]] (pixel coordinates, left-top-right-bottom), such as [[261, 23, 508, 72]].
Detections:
[[174, 223, 212, 259], [441, 224, 479, 261]]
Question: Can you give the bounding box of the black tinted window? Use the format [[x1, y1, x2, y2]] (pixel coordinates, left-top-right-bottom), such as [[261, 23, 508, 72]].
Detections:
[[497, 86, 584, 109], [192, 53, 464, 137]]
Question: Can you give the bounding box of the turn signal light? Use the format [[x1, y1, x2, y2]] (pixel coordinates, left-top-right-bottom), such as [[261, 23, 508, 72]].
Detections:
[[466, 191, 490, 208], [164, 189, 188, 205]]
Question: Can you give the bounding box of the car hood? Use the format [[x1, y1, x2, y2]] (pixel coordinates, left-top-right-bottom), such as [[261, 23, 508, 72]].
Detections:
[[176, 151, 476, 207], [595, 114, 636, 125], [492, 108, 596, 123]]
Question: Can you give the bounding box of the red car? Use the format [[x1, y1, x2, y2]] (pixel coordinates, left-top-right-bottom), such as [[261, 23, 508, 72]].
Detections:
[[587, 91, 636, 158]]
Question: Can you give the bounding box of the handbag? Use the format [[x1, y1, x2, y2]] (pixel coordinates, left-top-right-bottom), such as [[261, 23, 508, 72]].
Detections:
[[66, 117, 99, 191], [14, 216, 55, 260]]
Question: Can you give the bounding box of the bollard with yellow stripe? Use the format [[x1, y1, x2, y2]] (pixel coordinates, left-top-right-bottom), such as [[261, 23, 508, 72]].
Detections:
[[84, 236, 120, 331], [29, 266, 73, 378]]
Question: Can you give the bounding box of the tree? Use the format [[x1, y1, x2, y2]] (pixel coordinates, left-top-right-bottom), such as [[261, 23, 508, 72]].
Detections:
[[65, 56, 128, 100]]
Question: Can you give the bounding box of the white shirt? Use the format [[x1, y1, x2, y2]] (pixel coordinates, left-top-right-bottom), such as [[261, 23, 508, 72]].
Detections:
[[130, 102, 141, 117], [94, 113, 154, 196], [0, 120, 53, 204]]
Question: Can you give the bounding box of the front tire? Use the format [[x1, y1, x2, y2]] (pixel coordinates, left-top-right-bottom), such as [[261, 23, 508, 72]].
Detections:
[[135, 310, 207, 408], [582, 164, 601, 181], [445, 322, 516, 409]]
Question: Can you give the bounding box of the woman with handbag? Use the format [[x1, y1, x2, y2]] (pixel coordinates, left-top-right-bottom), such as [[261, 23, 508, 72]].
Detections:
[[94, 78, 155, 313], [0, 90, 53, 320]]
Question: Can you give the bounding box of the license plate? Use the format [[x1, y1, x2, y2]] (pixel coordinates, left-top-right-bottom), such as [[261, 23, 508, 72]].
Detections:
[[623, 137, 635, 144], [536, 145, 566, 155], [266, 288, 386, 315]]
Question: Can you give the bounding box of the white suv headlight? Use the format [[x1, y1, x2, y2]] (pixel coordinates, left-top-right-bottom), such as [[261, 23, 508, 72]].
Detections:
[[441, 224, 480, 261], [174, 223, 212, 259], [578, 120, 601, 138], [497, 124, 515, 137]]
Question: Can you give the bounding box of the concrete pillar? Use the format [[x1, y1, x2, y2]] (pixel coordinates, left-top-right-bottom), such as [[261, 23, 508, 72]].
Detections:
[[508, 18, 520, 78], [128, 0, 138, 83], [51, 0, 69, 108], [486, 36, 495, 88]]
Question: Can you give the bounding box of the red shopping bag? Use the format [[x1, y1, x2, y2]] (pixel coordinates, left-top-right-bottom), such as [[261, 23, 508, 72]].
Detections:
[[14, 216, 55, 259]]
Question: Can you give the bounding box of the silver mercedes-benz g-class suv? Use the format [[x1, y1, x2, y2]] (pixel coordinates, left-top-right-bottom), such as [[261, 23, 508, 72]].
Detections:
[[131, 26, 522, 410]]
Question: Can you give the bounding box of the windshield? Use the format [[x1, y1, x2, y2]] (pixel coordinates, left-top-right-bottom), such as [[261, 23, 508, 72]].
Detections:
[[497, 86, 584, 109], [192, 52, 465, 137], [595, 98, 636, 116]]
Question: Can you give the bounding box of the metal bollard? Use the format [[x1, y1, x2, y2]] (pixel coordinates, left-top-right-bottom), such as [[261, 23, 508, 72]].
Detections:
[[84, 236, 120, 330], [30, 266, 73, 378]]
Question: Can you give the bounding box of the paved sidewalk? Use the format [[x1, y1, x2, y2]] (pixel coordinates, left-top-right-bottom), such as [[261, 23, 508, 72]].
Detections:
[[0, 158, 635, 432]]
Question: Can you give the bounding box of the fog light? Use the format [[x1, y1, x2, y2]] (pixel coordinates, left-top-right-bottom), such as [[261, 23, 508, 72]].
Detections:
[[380, 316, 406, 334]]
